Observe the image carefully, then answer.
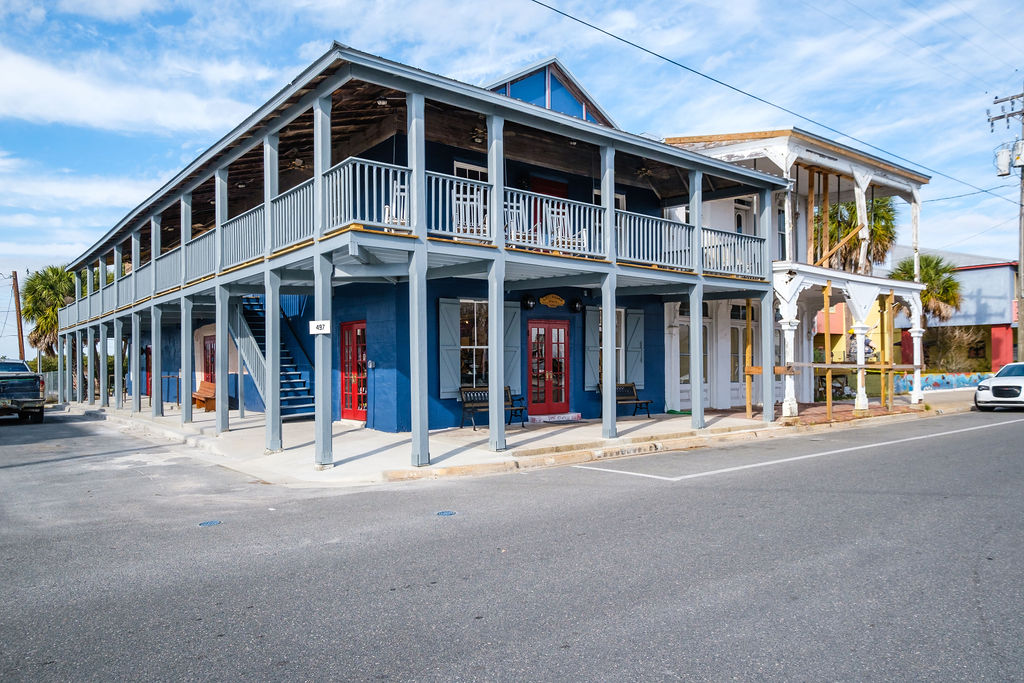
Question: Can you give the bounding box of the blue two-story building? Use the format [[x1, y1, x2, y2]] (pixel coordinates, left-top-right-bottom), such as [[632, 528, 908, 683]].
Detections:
[[55, 44, 785, 468]]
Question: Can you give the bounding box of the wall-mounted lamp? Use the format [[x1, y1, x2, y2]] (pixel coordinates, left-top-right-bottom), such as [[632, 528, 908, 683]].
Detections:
[[521, 293, 536, 310], [569, 297, 583, 313]]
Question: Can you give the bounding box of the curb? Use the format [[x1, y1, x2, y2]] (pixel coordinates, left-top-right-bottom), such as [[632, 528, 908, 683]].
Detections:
[[57, 400, 974, 486]]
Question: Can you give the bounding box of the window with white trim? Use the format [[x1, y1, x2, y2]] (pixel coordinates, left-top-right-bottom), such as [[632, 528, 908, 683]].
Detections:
[[459, 300, 488, 387], [593, 190, 627, 210], [454, 161, 487, 181], [597, 307, 626, 382]]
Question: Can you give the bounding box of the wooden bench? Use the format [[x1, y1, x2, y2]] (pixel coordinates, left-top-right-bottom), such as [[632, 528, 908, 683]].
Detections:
[[192, 380, 216, 412], [599, 382, 652, 418], [458, 386, 527, 430]]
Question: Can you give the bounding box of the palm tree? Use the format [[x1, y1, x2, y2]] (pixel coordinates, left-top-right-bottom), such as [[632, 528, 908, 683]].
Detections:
[[889, 254, 962, 328], [20, 265, 75, 356], [817, 196, 898, 274]]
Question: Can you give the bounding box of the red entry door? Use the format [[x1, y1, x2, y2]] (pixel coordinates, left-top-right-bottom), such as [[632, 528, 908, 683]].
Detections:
[[144, 348, 152, 395], [528, 320, 570, 415], [203, 336, 216, 383], [341, 321, 368, 421]]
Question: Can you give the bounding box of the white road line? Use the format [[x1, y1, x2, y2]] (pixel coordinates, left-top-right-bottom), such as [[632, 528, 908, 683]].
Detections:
[[573, 417, 1024, 483]]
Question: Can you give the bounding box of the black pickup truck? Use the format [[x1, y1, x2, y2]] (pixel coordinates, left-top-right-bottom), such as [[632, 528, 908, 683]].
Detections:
[[0, 359, 45, 423]]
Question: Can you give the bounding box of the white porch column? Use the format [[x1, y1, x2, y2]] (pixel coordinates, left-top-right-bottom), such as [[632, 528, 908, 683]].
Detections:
[[264, 133, 278, 255], [99, 322, 109, 408], [408, 91, 430, 466], [236, 305, 245, 420], [852, 172, 872, 274], [664, 303, 681, 412], [130, 311, 141, 412], [180, 297, 192, 424], [760, 293, 775, 422], [313, 253, 334, 468], [215, 284, 229, 434], [113, 243, 123, 307], [75, 329, 84, 403], [180, 194, 191, 286], [87, 326, 95, 405], [264, 269, 281, 451], [151, 305, 162, 417], [150, 215, 161, 296], [130, 231, 141, 302], [601, 271, 618, 439], [910, 326, 924, 403], [487, 258, 506, 451], [114, 317, 124, 409], [215, 168, 227, 271], [911, 187, 921, 282], [689, 284, 705, 429], [780, 319, 799, 417], [853, 322, 870, 410], [486, 114, 506, 452], [57, 335, 65, 403]]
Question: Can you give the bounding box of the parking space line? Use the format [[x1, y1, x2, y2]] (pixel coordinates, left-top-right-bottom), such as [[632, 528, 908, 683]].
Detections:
[[573, 417, 1024, 483]]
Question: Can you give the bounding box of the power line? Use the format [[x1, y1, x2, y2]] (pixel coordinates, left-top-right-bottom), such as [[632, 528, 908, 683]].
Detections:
[[901, 0, 1019, 74], [936, 215, 1017, 250], [527, 0, 1019, 207], [838, 0, 994, 86], [923, 183, 1017, 202], [945, 0, 1024, 61], [794, 0, 976, 91]]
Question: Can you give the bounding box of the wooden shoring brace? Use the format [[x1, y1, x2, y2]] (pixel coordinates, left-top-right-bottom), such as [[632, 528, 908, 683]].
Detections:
[[823, 280, 832, 421], [821, 172, 830, 268], [878, 294, 887, 409], [805, 166, 817, 264], [816, 223, 861, 268], [884, 290, 892, 411], [745, 298, 753, 419]]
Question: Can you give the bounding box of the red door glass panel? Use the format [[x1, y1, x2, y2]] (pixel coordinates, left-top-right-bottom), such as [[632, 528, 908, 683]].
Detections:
[[527, 320, 570, 415], [340, 320, 368, 421], [144, 347, 152, 395], [203, 335, 216, 383]]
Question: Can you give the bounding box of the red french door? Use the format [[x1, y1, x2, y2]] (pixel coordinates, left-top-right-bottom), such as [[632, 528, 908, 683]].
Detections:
[[528, 320, 570, 415], [203, 336, 216, 383], [144, 348, 152, 395], [340, 321, 368, 421]]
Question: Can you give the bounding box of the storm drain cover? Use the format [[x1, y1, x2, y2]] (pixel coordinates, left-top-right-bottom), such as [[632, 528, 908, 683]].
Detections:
[[198, 520, 222, 527], [436, 511, 456, 517]]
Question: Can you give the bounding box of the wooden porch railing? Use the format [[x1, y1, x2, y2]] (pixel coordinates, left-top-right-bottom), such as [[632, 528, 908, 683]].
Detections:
[[324, 157, 411, 233], [222, 204, 266, 268], [616, 210, 693, 269], [701, 227, 765, 277], [271, 178, 314, 250], [155, 247, 181, 292], [503, 188, 604, 257], [185, 231, 216, 282], [426, 171, 492, 241]]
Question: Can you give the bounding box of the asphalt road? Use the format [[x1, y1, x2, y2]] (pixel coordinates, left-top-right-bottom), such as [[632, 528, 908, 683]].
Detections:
[[1, 408, 1022, 681]]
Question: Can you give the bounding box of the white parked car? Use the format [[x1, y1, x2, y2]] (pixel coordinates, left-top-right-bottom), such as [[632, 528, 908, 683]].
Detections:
[[975, 362, 1024, 411]]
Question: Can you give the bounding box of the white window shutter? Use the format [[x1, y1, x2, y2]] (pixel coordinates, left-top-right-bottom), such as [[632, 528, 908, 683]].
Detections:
[[584, 306, 600, 391], [503, 302, 521, 396], [439, 298, 461, 399], [625, 309, 645, 389]]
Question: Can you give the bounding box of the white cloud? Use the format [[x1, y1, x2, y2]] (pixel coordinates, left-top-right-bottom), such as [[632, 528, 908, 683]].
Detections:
[[55, 0, 160, 21], [0, 167, 165, 212], [0, 46, 254, 134]]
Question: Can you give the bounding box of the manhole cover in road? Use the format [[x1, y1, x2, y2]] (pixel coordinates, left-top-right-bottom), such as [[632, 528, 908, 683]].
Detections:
[[198, 520, 222, 527], [436, 511, 456, 517]]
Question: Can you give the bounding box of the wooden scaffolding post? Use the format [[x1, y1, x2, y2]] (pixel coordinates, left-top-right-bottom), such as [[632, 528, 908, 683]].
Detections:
[[878, 295, 887, 409], [821, 173, 831, 268], [745, 298, 753, 419], [823, 280, 832, 421], [888, 289, 895, 411], [12, 271, 25, 360], [805, 167, 816, 264]]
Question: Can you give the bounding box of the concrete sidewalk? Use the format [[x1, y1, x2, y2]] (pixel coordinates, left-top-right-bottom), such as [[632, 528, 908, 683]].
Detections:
[[58, 389, 976, 487]]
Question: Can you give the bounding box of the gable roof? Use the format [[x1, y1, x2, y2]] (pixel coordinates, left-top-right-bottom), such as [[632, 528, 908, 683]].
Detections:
[[485, 56, 618, 129]]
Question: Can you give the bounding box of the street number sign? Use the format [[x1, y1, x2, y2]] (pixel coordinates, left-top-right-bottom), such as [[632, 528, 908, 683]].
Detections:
[[309, 320, 331, 335]]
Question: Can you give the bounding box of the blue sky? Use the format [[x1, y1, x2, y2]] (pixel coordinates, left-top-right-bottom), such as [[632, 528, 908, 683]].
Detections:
[[1, 0, 1022, 357]]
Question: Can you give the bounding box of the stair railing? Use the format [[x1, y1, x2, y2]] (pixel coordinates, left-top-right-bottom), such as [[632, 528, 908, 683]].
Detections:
[[228, 301, 267, 401]]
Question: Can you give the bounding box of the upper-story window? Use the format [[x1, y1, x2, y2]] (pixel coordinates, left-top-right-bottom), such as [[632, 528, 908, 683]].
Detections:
[[735, 213, 744, 233], [593, 190, 627, 210], [454, 161, 487, 182]]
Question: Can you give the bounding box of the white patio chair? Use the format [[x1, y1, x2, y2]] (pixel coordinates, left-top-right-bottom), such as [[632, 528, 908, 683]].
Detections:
[[383, 179, 408, 228], [452, 184, 487, 238]]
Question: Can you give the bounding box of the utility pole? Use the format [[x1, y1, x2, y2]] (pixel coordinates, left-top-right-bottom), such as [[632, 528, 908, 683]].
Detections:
[[11, 270, 25, 361], [988, 85, 1024, 362]]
